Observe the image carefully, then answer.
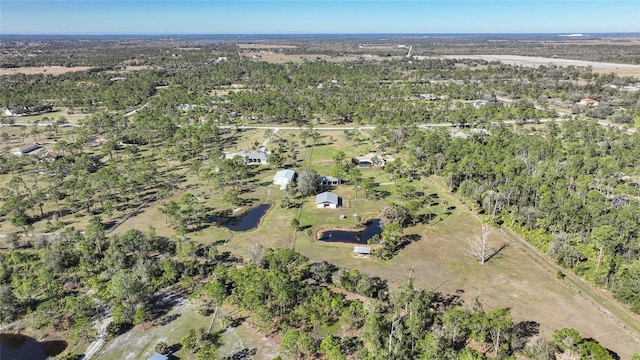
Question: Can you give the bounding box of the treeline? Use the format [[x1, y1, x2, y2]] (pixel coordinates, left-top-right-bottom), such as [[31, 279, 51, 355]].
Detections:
[[376, 119, 640, 313]]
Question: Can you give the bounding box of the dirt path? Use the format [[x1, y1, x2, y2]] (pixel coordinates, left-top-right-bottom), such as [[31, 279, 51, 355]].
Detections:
[[80, 315, 112, 360]]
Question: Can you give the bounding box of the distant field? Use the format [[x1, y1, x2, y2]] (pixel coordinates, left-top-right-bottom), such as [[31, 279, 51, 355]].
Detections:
[[0, 66, 93, 76], [0, 65, 153, 76], [438, 54, 640, 78]]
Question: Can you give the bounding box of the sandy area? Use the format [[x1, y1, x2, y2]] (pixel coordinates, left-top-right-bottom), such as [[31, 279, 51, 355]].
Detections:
[[439, 54, 640, 70], [0, 66, 93, 76], [437, 54, 640, 78], [0, 65, 153, 76], [238, 44, 297, 49]]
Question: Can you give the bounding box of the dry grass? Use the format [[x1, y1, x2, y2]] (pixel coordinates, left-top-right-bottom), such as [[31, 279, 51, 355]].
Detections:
[[439, 54, 640, 79], [0, 65, 155, 76], [0, 66, 93, 76]]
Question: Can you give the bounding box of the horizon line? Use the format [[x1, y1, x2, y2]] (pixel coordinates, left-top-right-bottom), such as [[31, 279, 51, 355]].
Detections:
[[3, 31, 640, 36]]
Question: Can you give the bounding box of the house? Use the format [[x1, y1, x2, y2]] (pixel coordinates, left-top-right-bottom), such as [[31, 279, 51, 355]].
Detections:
[[225, 150, 269, 165], [86, 135, 107, 147], [463, 99, 488, 109], [356, 153, 385, 168], [179, 104, 197, 111], [316, 191, 341, 208], [418, 93, 438, 100], [273, 169, 295, 190], [318, 175, 340, 187], [612, 198, 630, 207], [579, 98, 599, 106], [11, 144, 42, 156], [353, 246, 372, 257], [4, 104, 53, 116], [149, 354, 168, 360]]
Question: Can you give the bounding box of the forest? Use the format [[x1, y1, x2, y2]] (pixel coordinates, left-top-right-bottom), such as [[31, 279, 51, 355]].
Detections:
[[1, 35, 640, 359]]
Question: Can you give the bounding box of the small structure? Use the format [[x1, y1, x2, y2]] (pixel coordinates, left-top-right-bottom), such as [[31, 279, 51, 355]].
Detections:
[[273, 169, 295, 190], [316, 191, 340, 208], [318, 175, 340, 187], [11, 144, 42, 156], [86, 135, 107, 147], [612, 198, 630, 207], [356, 153, 385, 168], [579, 97, 599, 106], [354, 246, 372, 257], [179, 104, 198, 111], [225, 150, 269, 165], [149, 354, 169, 360], [463, 99, 488, 109], [418, 93, 438, 100]]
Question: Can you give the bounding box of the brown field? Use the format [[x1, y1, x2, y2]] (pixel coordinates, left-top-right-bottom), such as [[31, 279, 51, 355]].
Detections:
[[438, 54, 640, 78], [238, 43, 297, 49], [0, 65, 154, 76], [0, 66, 93, 76], [242, 51, 401, 64]]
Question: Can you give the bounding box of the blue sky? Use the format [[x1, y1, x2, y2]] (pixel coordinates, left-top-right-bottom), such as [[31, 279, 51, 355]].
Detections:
[[1, 1, 639, 34]]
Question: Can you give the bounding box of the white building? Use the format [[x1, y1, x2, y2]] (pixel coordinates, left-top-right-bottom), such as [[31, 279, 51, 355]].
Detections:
[[273, 169, 295, 190]]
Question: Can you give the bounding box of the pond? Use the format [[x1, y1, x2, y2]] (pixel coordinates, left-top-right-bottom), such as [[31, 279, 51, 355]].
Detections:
[[211, 204, 270, 231], [0, 333, 67, 360], [319, 219, 382, 244]]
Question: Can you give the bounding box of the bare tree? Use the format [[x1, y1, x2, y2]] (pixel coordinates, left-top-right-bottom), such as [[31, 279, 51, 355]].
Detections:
[[248, 243, 265, 266], [468, 222, 495, 264]]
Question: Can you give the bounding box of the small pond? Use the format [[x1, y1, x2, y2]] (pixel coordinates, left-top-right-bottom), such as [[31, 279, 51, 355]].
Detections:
[[320, 219, 381, 244], [0, 333, 67, 360], [211, 204, 270, 231]]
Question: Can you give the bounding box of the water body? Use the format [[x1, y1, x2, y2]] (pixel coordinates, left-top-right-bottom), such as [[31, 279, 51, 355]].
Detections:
[[320, 219, 381, 244], [212, 204, 270, 231], [0, 333, 67, 360]]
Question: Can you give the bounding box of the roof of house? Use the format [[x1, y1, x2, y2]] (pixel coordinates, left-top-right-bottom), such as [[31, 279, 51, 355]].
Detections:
[[237, 150, 269, 160], [149, 354, 169, 360], [356, 153, 380, 162], [354, 246, 372, 254], [12, 144, 42, 154], [274, 169, 295, 181], [318, 175, 339, 183], [316, 191, 339, 204]]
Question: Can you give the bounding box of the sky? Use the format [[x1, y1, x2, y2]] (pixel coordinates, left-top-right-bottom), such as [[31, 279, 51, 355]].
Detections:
[[1, 1, 639, 35]]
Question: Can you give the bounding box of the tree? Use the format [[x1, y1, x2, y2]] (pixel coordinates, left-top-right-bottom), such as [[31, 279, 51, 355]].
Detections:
[[297, 169, 320, 197], [591, 225, 617, 268], [223, 189, 243, 207], [155, 341, 169, 355], [320, 336, 346, 360], [380, 205, 410, 227], [553, 328, 582, 359], [378, 222, 404, 260], [0, 285, 18, 322], [280, 329, 316, 359], [291, 218, 301, 231], [468, 222, 495, 264], [248, 244, 265, 266]]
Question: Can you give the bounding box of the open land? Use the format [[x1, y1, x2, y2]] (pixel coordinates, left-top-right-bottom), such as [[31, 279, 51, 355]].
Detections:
[[439, 54, 640, 78], [2, 34, 640, 359]]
